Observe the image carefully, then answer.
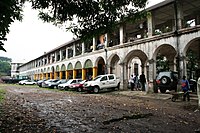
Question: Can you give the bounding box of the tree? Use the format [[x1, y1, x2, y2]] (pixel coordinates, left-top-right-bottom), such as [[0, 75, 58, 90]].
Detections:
[[0, 0, 24, 52], [0, 56, 12, 76], [30, 0, 147, 41], [1, 0, 148, 51]]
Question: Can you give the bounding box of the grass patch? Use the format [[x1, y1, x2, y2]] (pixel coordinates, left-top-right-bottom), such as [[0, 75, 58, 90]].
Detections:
[[0, 87, 6, 103]]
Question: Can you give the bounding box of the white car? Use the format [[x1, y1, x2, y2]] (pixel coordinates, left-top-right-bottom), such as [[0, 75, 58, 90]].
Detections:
[[19, 80, 37, 85], [58, 79, 83, 90]]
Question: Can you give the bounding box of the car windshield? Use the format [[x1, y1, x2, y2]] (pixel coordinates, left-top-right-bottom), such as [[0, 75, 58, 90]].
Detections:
[[93, 76, 101, 81]]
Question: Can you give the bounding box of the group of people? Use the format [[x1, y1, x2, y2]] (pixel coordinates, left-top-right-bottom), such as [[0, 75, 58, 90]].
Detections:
[[129, 72, 146, 91]]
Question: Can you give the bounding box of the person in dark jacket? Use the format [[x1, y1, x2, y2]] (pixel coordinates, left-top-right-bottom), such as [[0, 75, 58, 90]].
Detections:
[[139, 72, 146, 91]]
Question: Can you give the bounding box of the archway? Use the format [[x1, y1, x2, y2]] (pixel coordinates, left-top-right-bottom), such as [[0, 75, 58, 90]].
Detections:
[[96, 57, 106, 75], [67, 63, 73, 79], [61, 64, 66, 79], [74, 61, 82, 79], [110, 54, 120, 77], [84, 59, 93, 80], [153, 44, 177, 74]]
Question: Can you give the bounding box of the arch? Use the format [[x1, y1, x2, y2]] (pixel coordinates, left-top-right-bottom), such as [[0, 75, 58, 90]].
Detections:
[[110, 54, 121, 77], [55, 65, 60, 72], [47, 67, 50, 73], [51, 66, 55, 72], [94, 56, 105, 67], [153, 44, 177, 73], [84, 59, 93, 68], [67, 63, 73, 70], [74, 61, 82, 69], [61, 64, 66, 71], [44, 68, 46, 73]]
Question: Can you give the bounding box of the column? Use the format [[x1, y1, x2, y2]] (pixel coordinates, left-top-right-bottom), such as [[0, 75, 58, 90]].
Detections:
[[54, 72, 57, 79], [147, 12, 153, 37], [82, 68, 86, 80], [73, 69, 77, 79], [82, 42, 85, 54], [66, 71, 69, 79], [60, 50, 62, 61], [50, 72, 53, 79], [92, 67, 97, 79], [66, 48, 68, 59], [93, 37, 96, 51], [46, 73, 48, 79], [59, 71, 63, 79], [119, 25, 124, 45], [175, 1, 183, 30], [104, 33, 108, 48], [34, 74, 36, 80], [148, 59, 156, 93], [119, 62, 126, 90], [73, 44, 76, 57]]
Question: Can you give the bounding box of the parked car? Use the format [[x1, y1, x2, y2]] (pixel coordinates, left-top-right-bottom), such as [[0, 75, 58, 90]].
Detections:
[[68, 80, 87, 92], [19, 80, 37, 85], [83, 74, 120, 93], [154, 71, 178, 93], [58, 79, 83, 90], [48, 79, 68, 89], [41, 79, 59, 88], [37, 79, 47, 87]]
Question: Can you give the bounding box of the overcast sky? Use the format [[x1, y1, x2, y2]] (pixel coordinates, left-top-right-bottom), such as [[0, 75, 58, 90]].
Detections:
[[0, 0, 164, 63]]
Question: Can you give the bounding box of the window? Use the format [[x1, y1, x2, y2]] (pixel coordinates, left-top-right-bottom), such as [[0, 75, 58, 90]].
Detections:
[[108, 75, 114, 80]]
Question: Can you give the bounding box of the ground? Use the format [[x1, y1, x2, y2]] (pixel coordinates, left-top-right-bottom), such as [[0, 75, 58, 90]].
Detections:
[[0, 84, 200, 133]]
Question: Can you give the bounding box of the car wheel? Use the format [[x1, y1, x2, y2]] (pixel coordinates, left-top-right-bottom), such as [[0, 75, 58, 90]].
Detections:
[[160, 88, 166, 93], [93, 86, 99, 94], [160, 76, 171, 85], [64, 86, 69, 91], [77, 87, 82, 92]]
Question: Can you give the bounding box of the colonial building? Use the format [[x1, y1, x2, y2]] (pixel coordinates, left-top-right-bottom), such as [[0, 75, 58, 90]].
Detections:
[[13, 0, 200, 90]]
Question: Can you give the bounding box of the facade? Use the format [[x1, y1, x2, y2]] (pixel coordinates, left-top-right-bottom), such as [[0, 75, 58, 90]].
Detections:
[[15, 0, 200, 90]]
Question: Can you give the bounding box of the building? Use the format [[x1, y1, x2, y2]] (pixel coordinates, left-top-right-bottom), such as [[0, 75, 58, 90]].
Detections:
[[13, 0, 200, 90]]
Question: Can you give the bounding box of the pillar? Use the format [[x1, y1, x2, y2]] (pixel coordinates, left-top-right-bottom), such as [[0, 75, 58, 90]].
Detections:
[[60, 71, 63, 79], [34, 74, 36, 80], [50, 72, 53, 79], [73, 69, 77, 79], [148, 59, 156, 93], [119, 25, 124, 45], [93, 37, 96, 51], [66, 71, 69, 79], [82, 42, 85, 54], [147, 12, 153, 37], [82, 68, 86, 80], [175, 0, 183, 30], [54, 72, 57, 79], [119, 62, 126, 90], [46, 73, 48, 79], [93, 67, 97, 79]]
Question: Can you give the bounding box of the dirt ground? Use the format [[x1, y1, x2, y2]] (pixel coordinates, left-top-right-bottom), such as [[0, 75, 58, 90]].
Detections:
[[0, 84, 200, 133]]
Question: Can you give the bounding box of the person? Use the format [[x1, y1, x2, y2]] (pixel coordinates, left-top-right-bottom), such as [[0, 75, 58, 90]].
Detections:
[[130, 74, 135, 91], [139, 72, 146, 91], [181, 76, 190, 101], [134, 74, 139, 90]]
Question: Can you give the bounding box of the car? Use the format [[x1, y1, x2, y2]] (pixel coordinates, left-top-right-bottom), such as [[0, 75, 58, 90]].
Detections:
[[41, 79, 59, 88], [68, 80, 87, 92], [58, 79, 83, 90], [19, 80, 37, 85], [37, 79, 47, 87], [154, 71, 178, 93], [83, 74, 120, 93], [48, 79, 68, 89]]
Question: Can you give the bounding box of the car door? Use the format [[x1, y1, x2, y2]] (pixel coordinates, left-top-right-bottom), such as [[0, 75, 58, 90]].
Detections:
[[100, 76, 109, 89], [108, 75, 116, 88]]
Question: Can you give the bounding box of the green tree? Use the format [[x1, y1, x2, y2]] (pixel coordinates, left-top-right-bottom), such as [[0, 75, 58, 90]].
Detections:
[[0, 0, 24, 52], [0, 0, 148, 51], [0, 56, 12, 76], [156, 53, 170, 73]]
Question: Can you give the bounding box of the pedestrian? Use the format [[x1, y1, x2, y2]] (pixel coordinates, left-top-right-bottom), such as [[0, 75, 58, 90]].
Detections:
[[181, 76, 190, 101], [139, 72, 146, 91], [134, 74, 139, 90], [130, 74, 135, 91]]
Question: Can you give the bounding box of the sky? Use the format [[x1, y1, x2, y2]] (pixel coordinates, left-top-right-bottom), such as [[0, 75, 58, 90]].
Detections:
[[0, 0, 164, 63]]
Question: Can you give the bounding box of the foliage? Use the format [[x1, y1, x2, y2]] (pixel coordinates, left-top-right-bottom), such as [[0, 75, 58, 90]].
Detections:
[[0, 87, 6, 103], [29, 0, 148, 41], [0, 0, 24, 51], [156, 53, 169, 73], [186, 50, 198, 79], [0, 56, 12, 76]]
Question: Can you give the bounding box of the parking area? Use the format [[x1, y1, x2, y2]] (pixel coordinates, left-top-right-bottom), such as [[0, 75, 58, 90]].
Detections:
[[0, 84, 200, 133]]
